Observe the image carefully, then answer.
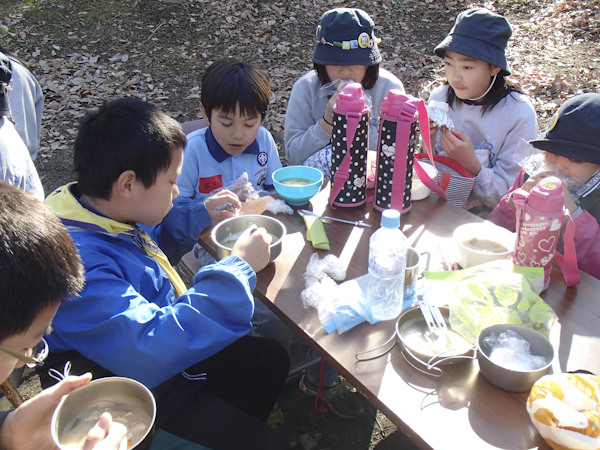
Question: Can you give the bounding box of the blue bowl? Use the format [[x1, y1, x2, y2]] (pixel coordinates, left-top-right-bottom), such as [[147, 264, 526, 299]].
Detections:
[[272, 166, 323, 206]]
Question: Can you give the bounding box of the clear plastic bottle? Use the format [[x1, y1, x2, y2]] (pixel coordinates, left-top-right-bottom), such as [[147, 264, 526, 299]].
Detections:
[[366, 209, 408, 321]]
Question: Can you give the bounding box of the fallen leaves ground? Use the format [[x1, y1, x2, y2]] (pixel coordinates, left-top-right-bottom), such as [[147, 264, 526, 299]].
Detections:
[[0, 0, 598, 448]]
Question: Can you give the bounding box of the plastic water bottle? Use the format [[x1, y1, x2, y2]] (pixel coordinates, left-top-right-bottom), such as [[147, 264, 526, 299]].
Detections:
[[367, 209, 408, 321]]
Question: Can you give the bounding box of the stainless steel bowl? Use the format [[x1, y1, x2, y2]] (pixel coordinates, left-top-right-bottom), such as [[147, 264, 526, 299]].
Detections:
[[51, 377, 156, 450], [476, 323, 554, 392], [211, 215, 286, 262]]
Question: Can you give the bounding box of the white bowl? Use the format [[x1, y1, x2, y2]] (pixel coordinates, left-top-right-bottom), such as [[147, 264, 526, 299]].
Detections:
[[453, 222, 515, 268]]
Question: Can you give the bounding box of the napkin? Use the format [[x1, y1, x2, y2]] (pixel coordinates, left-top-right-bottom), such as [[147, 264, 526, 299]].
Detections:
[[303, 216, 330, 250]]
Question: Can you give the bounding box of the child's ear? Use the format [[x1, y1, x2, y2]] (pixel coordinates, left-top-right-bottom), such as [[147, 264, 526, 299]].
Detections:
[[200, 104, 210, 126], [115, 170, 137, 200], [491, 65, 502, 76]]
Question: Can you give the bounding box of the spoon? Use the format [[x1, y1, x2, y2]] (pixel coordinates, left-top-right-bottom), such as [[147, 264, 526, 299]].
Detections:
[[297, 209, 372, 228]]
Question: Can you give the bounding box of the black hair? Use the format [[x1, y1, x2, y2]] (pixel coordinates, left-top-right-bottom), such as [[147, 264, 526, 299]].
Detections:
[[0, 182, 84, 342], [201, 59, 270, 122], [313, 63, 380, 90], [74, 98, 187, 200], [438, 51, 525, 115]]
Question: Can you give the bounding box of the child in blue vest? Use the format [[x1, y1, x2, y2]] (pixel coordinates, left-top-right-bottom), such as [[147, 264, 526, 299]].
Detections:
[[177, 59, 282, 201]]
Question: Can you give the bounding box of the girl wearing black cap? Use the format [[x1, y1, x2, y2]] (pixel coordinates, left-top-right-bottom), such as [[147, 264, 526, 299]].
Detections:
[[489, 93, 600, 280], [429, 8, 538, 211], [284, 7, 404, 176]]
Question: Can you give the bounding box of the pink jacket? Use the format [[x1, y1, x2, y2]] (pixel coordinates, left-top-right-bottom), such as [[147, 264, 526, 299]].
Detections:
[[489, 169, 600, 280]]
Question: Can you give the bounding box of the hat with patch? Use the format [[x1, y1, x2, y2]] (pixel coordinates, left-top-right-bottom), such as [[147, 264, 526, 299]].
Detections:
[[0, 52, 11, 116], [434, 8, 512, 76], [530, 93, 600, 165], [312, 8, 382, 67]]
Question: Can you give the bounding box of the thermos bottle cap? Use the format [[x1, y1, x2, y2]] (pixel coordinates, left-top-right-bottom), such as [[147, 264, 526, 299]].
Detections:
[[335, 82, 367, 112], [381, 209, 400, 228], [529, 176, 564, 213], [381, 89, 408, 117]]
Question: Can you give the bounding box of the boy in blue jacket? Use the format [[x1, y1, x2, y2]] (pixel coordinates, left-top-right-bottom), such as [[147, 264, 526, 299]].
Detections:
[[41, 98, 290, 450]]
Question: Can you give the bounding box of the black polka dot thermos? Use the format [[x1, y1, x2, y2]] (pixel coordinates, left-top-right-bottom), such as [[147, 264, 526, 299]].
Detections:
[[373, 90, 418, 213], [329, 82, 370, 208]]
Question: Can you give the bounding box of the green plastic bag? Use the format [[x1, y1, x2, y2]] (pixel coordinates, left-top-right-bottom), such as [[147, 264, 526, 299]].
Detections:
[[424, 260, 557, 344]]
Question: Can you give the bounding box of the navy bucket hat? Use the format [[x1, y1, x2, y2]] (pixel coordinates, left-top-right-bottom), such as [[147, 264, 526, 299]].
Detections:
[[434, 8, 512, 76], [312, 8, 382, 66], [0, 52, 11, 117], [530, 93, 600, 165]]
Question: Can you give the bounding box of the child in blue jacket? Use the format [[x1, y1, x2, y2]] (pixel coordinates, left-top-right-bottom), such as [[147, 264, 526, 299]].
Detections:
[[41, 98, 290, 450]]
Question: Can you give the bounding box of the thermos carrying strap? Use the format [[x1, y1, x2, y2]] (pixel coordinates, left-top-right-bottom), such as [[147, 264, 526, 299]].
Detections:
[[410, 100, 448, 201], [554, 212, 580, 286], [329, 112, 361, 209]]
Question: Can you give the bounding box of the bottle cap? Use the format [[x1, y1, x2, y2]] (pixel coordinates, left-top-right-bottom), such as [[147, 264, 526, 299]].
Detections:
[[381, 209, 400, 228], [335, 82, 366, 113], [380, 89, 409, 117], [529, 176, 564, 213]]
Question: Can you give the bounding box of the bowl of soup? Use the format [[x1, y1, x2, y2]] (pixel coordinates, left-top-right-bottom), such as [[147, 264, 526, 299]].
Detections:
[[272, 166, 324, 206], [453, 222, 516, 268], [211, 214, 286, 262], [51, 377, 156, 450]]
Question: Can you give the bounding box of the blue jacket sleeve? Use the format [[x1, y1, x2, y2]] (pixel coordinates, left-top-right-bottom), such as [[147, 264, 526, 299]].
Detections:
[[149, 195, 212, 265], [50, 250, 256, 389]]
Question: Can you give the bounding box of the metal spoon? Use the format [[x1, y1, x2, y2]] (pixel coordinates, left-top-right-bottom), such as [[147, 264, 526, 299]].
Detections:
[[297, 209, 372, 228]]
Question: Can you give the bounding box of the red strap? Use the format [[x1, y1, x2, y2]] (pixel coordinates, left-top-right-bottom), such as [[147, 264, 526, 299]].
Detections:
[[554, 211, 581, 286], [440, 173, 451, 191], [388, 107, 415, 211], [412, 100, 448, 201], [314, 358, 328, 413], [329, 112, 361, 208]]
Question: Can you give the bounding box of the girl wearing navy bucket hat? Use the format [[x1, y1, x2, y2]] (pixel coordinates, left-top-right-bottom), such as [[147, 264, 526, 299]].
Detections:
[[284, 8, 405, 176], [428, 8, 538, 213], [489, 93, 600, 280]]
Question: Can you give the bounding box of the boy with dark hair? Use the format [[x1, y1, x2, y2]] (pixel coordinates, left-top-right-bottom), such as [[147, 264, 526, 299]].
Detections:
[[42, 97, 290, 449], [0, 181, 126, 450], [177, 59, 282, 200]]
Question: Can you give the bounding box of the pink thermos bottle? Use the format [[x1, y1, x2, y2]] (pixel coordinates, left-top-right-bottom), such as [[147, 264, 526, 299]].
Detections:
[[512, 176, 565, 290], [329, 83, 370, 208]]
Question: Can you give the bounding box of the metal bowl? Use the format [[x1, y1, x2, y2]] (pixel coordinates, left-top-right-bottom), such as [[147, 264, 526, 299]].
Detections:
[[51, 377, 156, 450], [476, 323, 554, 392], [211, 214, 286, 262], [396, 306, 474, 374]]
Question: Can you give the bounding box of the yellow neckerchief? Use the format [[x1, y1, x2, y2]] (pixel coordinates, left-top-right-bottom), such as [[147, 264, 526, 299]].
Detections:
[[45, 183, 186, 297]]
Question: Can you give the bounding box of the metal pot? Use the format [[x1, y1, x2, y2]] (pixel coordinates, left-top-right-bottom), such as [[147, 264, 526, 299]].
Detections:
[[395, 306, 474, 376], [476, 323, 554, 392], [211, 214, 286, 262], [51, 377, 156, 450]]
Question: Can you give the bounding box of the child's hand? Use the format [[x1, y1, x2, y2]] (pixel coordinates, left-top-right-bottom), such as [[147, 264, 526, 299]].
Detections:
[[0, 373, 125, 450], [428, 120, 440, 148], [321, 90, 341, 132], [439, 128, 481, 175], [206, 190, 242, 222], [231, 225, 272, 273], [522, 171, 550, 193]]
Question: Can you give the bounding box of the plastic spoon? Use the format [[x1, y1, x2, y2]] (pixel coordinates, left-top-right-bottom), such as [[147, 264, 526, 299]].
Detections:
[[297, 209, 371, 228]]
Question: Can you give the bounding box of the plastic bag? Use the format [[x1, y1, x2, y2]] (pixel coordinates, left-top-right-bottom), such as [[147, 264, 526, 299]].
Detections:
[[424, 260, 557, 344], [209, 172, 259, 203], [318, 275, 373, 334]]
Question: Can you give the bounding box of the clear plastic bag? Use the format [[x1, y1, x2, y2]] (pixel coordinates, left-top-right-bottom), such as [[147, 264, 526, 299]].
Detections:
[[424, 260, 557, 344], [208, 172, 259, 203]]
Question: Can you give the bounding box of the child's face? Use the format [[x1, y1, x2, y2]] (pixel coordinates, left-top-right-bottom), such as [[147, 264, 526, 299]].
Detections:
[[132, 147, 183, 227], [325, 65, 368, 84], [443, 51, 501, 101], [544, 152, 600, 183], [205, 106, 262, 156], [0, 306, 57, 382]]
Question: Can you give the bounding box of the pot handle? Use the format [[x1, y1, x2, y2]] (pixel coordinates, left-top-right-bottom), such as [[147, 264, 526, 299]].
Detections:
[[355, 333, 396, 361]]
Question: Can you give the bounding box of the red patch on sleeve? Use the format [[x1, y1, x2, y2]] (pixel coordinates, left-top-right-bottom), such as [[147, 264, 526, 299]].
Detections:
[[198, 175, 223, 194]]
